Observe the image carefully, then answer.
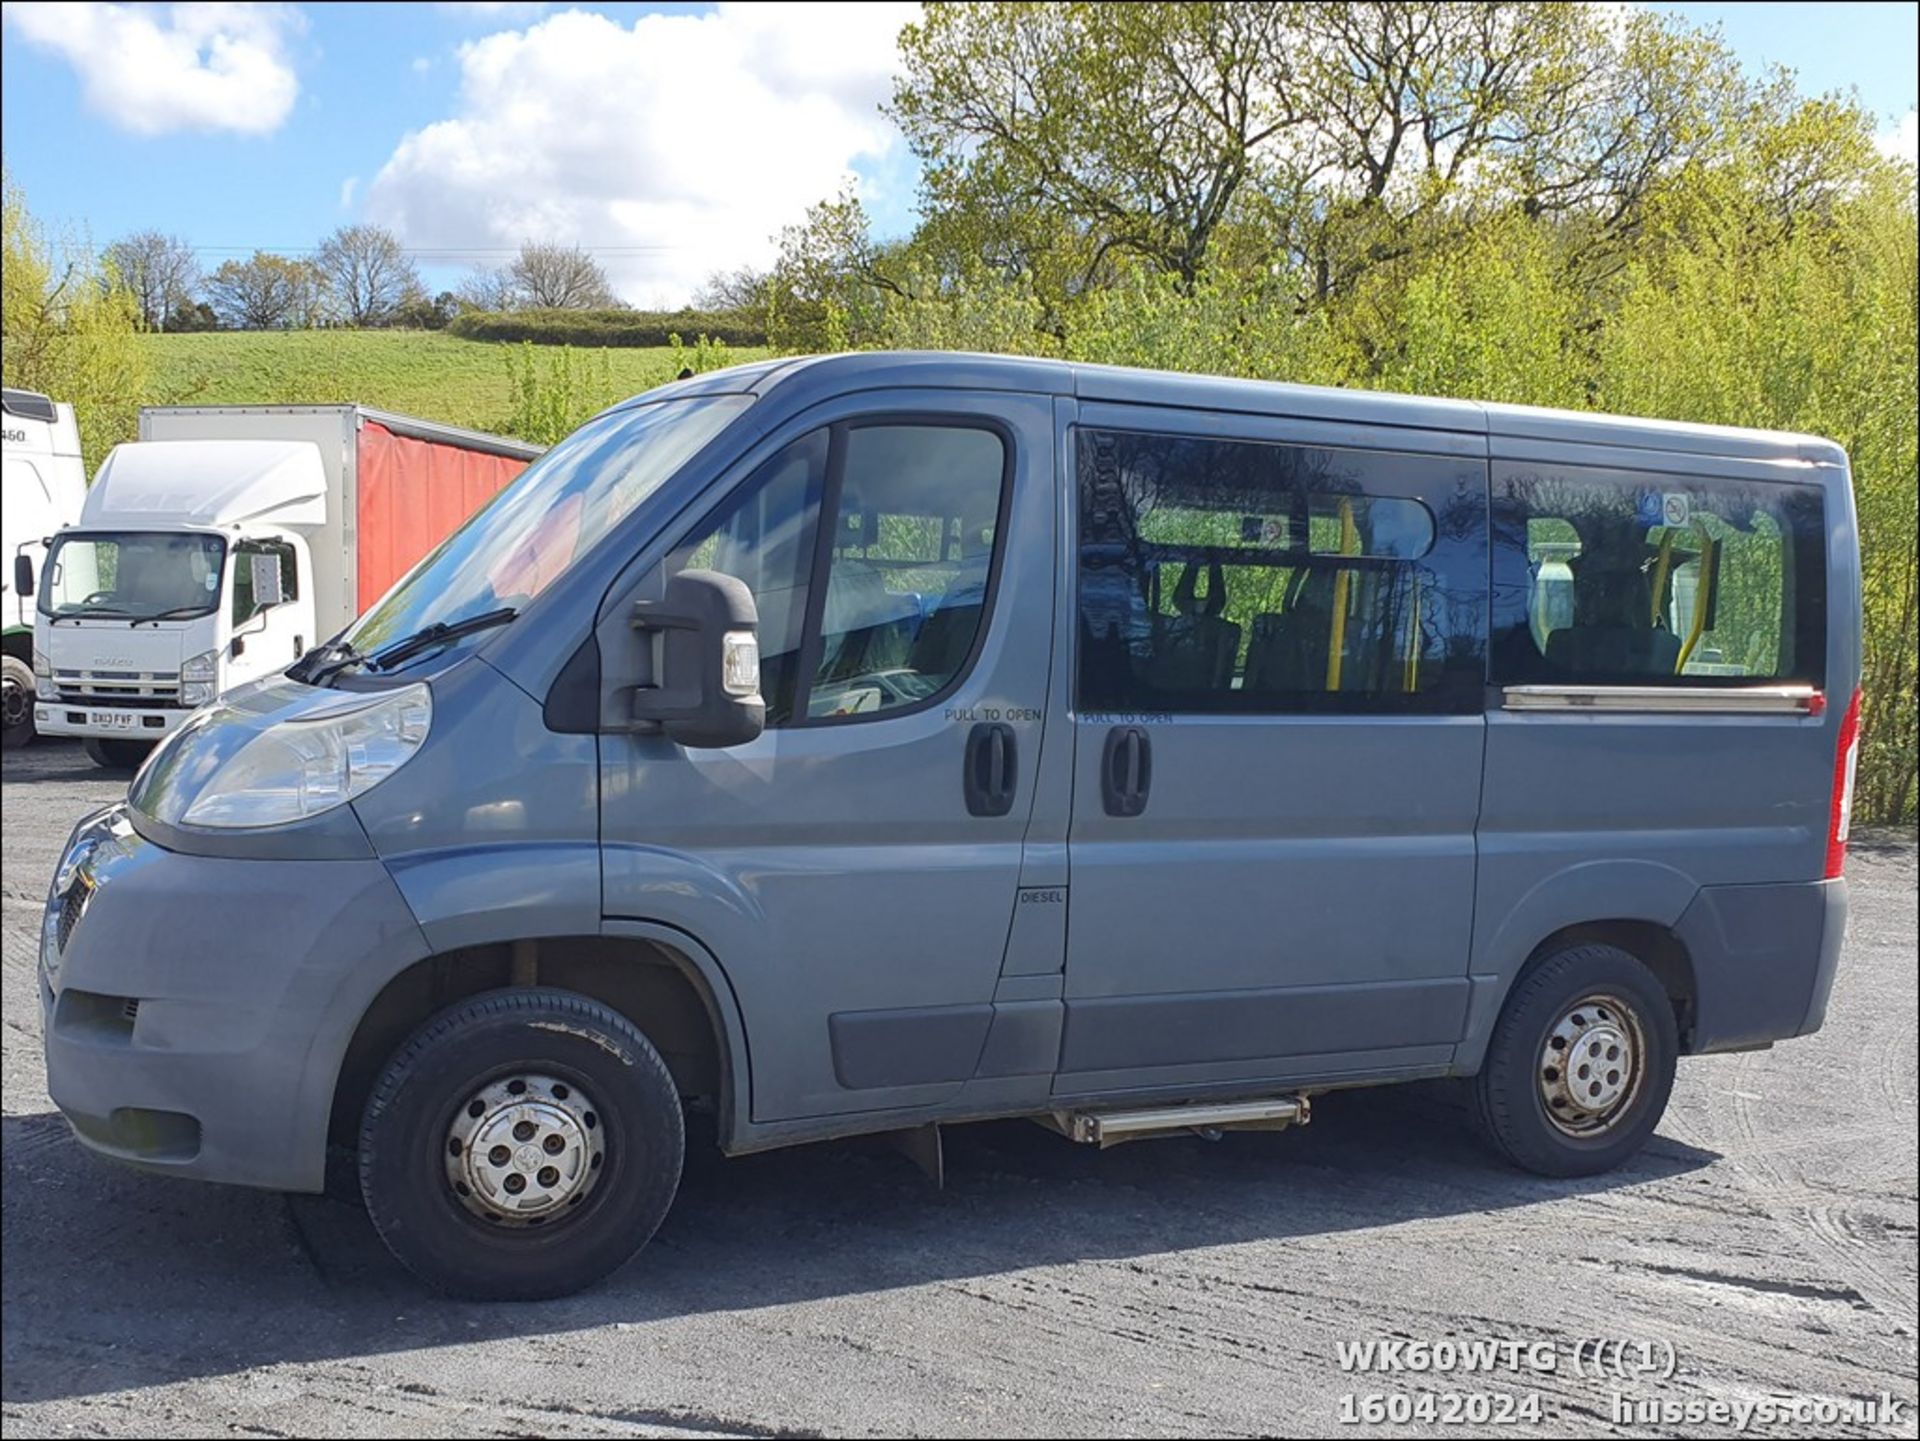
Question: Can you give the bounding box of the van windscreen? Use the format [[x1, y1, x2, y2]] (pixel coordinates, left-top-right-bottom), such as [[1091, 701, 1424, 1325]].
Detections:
[[346, 395, 749, 654]]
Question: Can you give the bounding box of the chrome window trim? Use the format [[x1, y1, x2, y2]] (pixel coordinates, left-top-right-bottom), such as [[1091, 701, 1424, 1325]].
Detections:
[[1500, 684, 1819, 714]]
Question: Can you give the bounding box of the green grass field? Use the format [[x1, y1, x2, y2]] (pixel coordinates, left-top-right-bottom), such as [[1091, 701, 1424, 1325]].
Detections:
[[140, 330, 771, 438]]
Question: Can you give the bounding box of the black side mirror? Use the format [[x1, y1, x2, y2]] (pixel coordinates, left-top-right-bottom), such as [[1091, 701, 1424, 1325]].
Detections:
[[630, 569, 764, 748], [13, 554, 32, 599]]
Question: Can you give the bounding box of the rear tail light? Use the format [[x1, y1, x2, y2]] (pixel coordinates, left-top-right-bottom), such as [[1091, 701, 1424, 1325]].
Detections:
[[1825, 688, 1862, 878]]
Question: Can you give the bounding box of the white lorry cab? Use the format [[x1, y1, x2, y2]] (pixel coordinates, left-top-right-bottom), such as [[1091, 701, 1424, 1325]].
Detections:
[[31, 405, 541, 769], [2, 388, 86, 749]]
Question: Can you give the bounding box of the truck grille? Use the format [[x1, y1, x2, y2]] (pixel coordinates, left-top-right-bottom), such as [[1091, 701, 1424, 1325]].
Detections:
[[53, 670, 183, 707]]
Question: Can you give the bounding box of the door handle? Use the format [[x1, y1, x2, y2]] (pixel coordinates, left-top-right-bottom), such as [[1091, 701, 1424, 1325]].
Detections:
[[1101, 726, 1152, 817], [964, 721, 1018, 817]]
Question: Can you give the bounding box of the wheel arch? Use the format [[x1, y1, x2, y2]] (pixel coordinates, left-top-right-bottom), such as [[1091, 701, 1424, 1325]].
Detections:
[[326, 921, 751, 1162], [1459, 858, 1704, 1074]]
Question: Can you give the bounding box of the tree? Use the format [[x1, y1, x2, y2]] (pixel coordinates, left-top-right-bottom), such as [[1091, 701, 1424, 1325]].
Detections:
[[315, 224, 423, 327], [455, 265, 520, 313], [102, 230, 199, 330], [2, 168, 150, 475], [509, 242, 619, 309], [204, 251, 328, 329], [890, 3, 1755, 305], [692, 264, 772, 313]]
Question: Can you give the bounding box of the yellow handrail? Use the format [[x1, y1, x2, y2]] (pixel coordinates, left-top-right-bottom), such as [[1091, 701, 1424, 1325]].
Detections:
[[1649, 528, 1676, 626], [1326, 498, 1358, 691], [1674, 525, 1715, 673]]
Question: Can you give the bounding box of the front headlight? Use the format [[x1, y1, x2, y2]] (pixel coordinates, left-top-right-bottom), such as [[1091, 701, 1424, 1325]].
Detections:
[[180, 649, 219, 707], [32, 648, 55, 700], [179, 684, 432, 828]]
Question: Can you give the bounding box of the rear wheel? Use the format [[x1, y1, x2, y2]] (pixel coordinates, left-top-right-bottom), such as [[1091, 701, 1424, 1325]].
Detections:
[[1473, 943, 1677, 1177], [1, 653, 34, 749], [82, 737, 156, 771], [359, 988, 685, 1300]]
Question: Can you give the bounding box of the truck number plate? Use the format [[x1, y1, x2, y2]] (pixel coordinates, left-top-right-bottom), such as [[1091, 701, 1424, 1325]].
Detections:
[[91, 711, 137, 731]]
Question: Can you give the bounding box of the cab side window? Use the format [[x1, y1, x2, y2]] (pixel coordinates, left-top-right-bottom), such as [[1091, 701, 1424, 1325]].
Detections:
[[1076, 428, 1486, 714], [230, 538, 298, 625], [1490, 467, 1827, 688], [669, 421, 1010, 726], [808, 425, 1006, 720]]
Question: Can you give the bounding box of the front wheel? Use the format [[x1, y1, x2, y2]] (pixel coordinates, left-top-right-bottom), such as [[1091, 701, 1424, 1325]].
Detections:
[[359, 988, 685, 1300], [82, 737, 156, 771], [1473, 943, 1677, 1177]]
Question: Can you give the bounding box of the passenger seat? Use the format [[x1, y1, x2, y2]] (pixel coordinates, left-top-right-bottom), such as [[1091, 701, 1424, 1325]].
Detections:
[[1544, 564, 1681, 678], [1147, 562, 1240, 692]]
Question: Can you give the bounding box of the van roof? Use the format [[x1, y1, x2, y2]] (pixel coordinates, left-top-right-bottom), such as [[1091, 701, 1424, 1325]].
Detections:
[[650, 351, 1846, 470]]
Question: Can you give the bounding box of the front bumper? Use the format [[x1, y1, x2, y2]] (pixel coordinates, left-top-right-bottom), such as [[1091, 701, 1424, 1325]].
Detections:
[[34, 703, 190, 741], [39, 805, 430, 1192]]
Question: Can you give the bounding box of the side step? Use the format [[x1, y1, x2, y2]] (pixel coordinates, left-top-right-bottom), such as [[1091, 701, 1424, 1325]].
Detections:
[[1042, 1095, 1311, 1149]]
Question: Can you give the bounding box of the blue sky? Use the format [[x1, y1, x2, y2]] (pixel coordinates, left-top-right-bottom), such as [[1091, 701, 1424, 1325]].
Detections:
[[3, 2, 1915, 307]]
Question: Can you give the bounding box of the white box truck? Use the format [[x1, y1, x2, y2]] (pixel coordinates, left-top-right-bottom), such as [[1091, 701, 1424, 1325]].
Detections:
[[30, 405, 542, 769], [3, 388, 88, 749]]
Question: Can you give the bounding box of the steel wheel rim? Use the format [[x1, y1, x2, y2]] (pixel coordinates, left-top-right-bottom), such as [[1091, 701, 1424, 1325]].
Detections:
[[1, 675, 30, 728], [443, 1073, 606, 1225], [1538, 992, 1647, 1138]]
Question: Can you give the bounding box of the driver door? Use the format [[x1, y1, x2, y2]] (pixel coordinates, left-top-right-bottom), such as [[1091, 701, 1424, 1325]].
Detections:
[[599, 393, 1058, 1121]]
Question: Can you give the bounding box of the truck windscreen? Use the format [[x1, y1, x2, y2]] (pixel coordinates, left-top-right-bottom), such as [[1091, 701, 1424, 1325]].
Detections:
[[40, 532, 227, 621]]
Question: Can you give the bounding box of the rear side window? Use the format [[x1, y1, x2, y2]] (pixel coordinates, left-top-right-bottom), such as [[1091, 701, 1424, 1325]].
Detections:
[[1076, 428, 1487, 714], [1491, 466, 1827, 688]]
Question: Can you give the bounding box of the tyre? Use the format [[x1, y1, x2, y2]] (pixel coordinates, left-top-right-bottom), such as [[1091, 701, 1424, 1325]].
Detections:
[[359, 988, 685, 1300], [1, 653, 35, 750], [1473, 942, 1677, 1178], [82, 737, 156, 771]]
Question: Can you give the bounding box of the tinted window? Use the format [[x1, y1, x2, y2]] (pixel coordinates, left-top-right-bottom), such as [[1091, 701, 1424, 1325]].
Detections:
[[670, 421, 1009, 726], [1491, 467, 1826, 688], [1076, 429, 1486, 714]]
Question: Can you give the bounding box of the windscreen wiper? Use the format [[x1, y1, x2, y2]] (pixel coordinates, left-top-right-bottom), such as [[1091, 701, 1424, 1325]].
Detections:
[[55, 607, 136, 621], [366, 607, 519, 674], [131, 605, 211, 628]]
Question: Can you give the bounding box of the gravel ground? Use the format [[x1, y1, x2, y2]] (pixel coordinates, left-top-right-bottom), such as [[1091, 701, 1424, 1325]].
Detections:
[[3, 738, 1915, 1439]]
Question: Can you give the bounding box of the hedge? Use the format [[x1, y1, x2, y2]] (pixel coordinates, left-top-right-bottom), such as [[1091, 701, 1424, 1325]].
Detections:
[[448, 307, 767, 347]]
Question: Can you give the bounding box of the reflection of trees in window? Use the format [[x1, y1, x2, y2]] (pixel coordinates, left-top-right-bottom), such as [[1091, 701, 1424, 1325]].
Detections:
[[1078, 429, 1486, 710], [1494, 468, 1820, 685]]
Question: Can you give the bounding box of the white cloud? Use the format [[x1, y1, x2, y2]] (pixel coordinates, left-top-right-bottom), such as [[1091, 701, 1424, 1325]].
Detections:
[[367, 2, 916, 306], [1877, 110, 1918, 167], [410, 54, 432, 74], [2, 1, 304, 137], [434, 2, 547, 18], [339, 175, 358, 209]]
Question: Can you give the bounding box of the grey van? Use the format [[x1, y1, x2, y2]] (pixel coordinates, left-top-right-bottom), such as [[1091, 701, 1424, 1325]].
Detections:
[[39, 354, 1860, 1299]]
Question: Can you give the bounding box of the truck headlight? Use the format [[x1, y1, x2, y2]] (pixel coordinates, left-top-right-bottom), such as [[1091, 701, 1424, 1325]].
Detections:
[[180, 649, 218, 707], [33, 648, 55, 700], [178, 684, 432, 828]]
